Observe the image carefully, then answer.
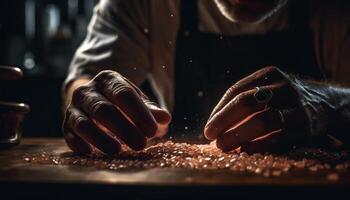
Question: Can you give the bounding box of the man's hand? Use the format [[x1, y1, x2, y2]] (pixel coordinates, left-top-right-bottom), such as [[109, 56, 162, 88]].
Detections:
[[63, 70, 171, 155], [205, 66, 329, 153]]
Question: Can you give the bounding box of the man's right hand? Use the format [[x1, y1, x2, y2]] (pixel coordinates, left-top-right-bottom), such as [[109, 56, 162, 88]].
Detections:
[[63, 70, 172, 155]]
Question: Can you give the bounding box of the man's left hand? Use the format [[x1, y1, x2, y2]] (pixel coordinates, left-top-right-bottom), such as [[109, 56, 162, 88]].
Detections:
[[205, 66, 325, 153]]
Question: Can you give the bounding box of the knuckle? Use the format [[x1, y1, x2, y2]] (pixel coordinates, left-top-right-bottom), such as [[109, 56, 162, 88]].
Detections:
[[72, 85, 92, 104], [264, 66, 286, 80], [226, 84, 238, 95], [94, 71, 135, 98], [95, 70, 118, 81], [113, 85, 135, 97], [234, 91, 251, 106], [73, 118, 90, 132], [264, 66, 280, 74], [91, 101, 114, 116], [69, 111, 90, 132], [96, 70, 116, 79]]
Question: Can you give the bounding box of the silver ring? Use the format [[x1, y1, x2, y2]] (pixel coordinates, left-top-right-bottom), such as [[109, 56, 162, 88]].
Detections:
[[254, 86, 273, 104]]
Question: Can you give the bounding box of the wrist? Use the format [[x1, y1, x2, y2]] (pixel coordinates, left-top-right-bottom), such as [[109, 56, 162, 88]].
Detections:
[[288, 77, 335, 139], [291, 78, 350, 142]]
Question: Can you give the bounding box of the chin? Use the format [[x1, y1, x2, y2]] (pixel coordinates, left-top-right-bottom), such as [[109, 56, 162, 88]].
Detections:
[[215, 0, 287, 24]]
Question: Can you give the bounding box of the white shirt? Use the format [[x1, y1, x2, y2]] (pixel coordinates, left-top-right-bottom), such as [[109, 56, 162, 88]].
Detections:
[[65, 0, 350, 110]]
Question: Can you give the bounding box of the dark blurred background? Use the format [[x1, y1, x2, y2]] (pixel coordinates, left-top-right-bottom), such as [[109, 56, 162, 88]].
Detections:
[[0, 0, 97, 137]]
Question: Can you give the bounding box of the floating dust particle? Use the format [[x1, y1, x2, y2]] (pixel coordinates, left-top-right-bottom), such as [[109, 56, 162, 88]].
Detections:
[[197, 91, 204, 97], [23, 141, 350, 178]]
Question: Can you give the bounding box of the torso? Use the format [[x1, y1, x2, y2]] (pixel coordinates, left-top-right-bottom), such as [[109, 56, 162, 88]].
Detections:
[[169, 0, 324, 137]]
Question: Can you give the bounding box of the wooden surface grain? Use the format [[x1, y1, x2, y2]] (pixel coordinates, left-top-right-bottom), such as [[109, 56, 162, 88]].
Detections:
[[0, 138, 349, 199]]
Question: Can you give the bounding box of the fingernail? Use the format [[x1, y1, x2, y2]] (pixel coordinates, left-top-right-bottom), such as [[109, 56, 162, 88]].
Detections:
[[146, 101, 162, 110], [204, 124, 216, 140]]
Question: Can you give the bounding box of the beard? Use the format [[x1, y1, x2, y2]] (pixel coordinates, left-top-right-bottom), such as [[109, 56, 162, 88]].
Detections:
[[214, 0, 288, 24]]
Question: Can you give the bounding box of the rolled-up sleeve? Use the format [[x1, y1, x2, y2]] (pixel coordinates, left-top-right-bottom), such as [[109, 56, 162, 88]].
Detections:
[[64, 0, 152, 93]]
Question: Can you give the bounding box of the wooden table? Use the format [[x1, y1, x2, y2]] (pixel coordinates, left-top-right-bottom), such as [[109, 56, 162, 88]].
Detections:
[[0, 138, 349, 199]]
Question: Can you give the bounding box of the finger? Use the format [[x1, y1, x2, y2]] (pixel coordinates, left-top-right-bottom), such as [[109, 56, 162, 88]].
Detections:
[[206, 83, 292, 140], [145, 101, 172, 125], [0, 66, 23, 80], [72, 87, 146, 150], [63, 112, 92, 155], [240, 128, 306, 154], [216, 108, 283, 152], [66, 107, 121, 155], [94, 71, 158, 137], [145, 101, 172, 138], [208, 66, 287, 121], [240, 131, 286, 154], [205, 89, 264, 140]]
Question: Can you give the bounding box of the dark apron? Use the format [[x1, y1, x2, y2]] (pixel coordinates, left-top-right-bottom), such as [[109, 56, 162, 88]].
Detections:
[[171, 0, 324, 138]]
